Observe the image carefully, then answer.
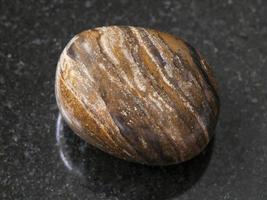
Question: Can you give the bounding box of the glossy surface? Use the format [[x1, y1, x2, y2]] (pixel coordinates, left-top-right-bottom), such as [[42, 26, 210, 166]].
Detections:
[[1, 0, 267, 199], [55, 26, 219, 165]]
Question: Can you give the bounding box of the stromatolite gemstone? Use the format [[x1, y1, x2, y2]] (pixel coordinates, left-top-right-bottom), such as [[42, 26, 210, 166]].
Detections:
[[55, 26, 220, 165]]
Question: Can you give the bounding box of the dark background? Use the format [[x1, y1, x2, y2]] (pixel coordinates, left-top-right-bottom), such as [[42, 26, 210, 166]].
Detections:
[[1, 0, 267, 199]]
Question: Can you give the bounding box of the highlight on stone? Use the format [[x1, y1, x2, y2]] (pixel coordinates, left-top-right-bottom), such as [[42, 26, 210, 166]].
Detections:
[[55, 26, 220, 165]]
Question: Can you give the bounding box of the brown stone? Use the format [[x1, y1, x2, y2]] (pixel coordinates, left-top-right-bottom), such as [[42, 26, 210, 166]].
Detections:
[[55, 26, 220, 165]]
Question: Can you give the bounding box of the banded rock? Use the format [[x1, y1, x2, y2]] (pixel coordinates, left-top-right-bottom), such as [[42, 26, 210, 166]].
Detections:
[[55, 26, 220, 165]]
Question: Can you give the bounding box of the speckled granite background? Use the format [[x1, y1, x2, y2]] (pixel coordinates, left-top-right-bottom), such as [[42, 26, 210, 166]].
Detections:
[[1, 0, 267, 199]]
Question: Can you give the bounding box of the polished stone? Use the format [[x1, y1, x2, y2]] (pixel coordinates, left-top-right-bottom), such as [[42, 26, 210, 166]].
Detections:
[[56, 26, 219, 165]]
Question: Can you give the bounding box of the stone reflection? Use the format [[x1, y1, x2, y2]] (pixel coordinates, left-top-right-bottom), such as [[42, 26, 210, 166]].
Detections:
[[56, 113, 214, 200]]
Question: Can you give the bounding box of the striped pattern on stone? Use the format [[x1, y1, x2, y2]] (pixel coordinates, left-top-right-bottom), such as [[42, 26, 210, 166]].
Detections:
[[55, 26, 220, 165]]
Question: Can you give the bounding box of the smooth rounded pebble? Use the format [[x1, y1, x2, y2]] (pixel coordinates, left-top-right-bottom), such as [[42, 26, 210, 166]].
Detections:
[[55, 26, 220, 165]]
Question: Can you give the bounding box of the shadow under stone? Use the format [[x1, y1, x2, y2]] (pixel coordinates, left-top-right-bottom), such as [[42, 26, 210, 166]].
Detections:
[[56, 113, 214, 200]]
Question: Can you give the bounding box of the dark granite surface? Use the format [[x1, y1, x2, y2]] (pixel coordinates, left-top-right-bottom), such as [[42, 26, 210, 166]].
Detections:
[[1, 0, 267, 199]]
